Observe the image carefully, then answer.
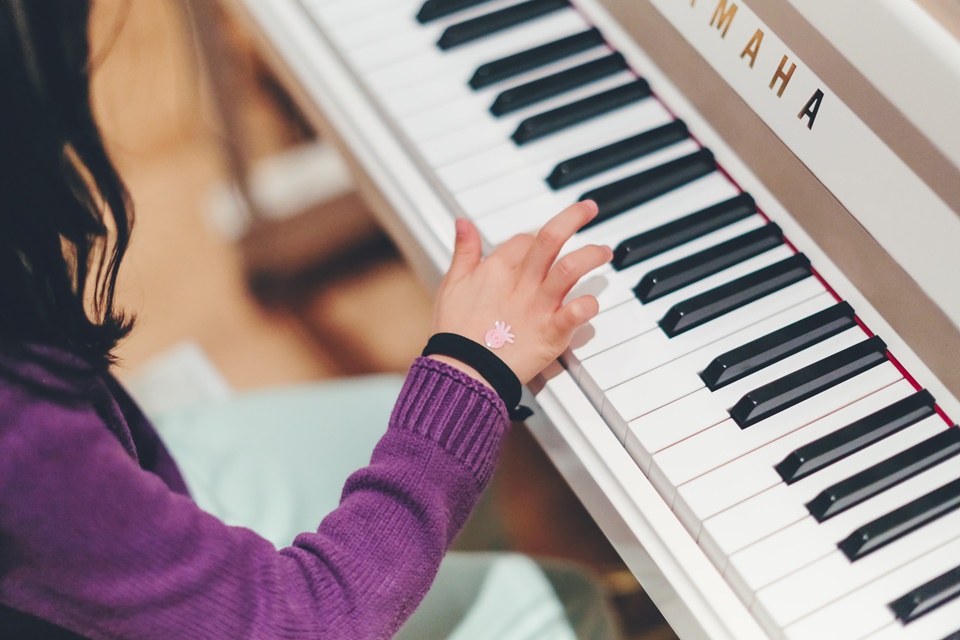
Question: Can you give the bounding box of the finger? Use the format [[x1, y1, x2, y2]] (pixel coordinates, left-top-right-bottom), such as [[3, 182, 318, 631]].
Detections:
[[445, 218, 482, 282], [549, 295, 600, 343], [492, 232, 535, 268], [539, 244, 613, 305], [520, 200, 598, 285]]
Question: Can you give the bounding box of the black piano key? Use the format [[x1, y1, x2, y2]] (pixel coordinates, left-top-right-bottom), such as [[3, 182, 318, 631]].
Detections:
[[890, 563, 960, 623], [417, 0, 496, 23], [839, 475, 960, 561], [578, 148, 715, 229], [730, 336, 888, 429], [547, 120, 690, 190], [491, 52, 628, 116], [634, 223, 783, 304], [808, 428, 960, 522], [470, 28, 606, 90], [612, 193, 756, 271], [511, 79, 651, 145], [438, 0, 569, 50], [776, 390, 937, 484], [701, 301, 856, 391], [658, 253, 812, 338]]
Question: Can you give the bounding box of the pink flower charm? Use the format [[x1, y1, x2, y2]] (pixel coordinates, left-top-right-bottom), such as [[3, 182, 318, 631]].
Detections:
[[484, 321, 515, 349]]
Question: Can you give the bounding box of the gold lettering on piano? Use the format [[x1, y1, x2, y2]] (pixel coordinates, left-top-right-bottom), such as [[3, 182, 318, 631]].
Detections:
[[683, 0, 824, 130], [798, 89, 824, 129], [710, 0, 738, 38], [740, 28, 764, 68], [769, 55, 796, 97]]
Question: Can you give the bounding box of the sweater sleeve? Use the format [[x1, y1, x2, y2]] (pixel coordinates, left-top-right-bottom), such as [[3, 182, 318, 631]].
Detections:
[[0, 357, 509, 640]]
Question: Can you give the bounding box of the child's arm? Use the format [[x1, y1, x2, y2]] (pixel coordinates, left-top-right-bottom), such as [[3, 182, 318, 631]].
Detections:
[[0, 356, 506, 639]]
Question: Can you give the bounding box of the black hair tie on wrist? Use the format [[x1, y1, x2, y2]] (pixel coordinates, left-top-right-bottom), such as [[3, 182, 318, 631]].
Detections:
[[422, 333, 533, 421]]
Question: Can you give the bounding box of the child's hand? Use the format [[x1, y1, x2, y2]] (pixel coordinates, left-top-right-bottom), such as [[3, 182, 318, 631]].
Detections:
[[430, 201, 613, 386]]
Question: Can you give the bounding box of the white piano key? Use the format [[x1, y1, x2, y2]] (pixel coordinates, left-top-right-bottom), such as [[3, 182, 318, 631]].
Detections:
[[477, 169, 735, 246], [389, 83, 487, 130], [309, 0, 421, 30], [564, 300, 651, 370], [331, 0, 525, 55], [753, 506, 960, 634], [350, 7, 531, 74], [862, 625, 905, 640], [403, 70, 635, 144], [328, 4, 439, 52], [434, 99, 673, 191], [350, 33, 441, 74], [578, 245, 797, 398], [597, 290, 833, 431], [728, 518, 826, 603], [418, 76, 657, 168], [648, 362, 902, 512], [454, 137, 700, 219], [365, 50, 459, 98], [610, 352, 705, 424], [623, 386, 728, 473], [361, 10, 591, 96], [781, 533, 960, 640], [724, 437, 960, 601], [350, 1, 592, 74], [673, 379, 919, 537], [380, 46, 612, 121]]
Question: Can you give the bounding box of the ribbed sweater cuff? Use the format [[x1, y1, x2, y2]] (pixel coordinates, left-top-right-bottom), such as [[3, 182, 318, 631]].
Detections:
[[390, 357, 510, 488]]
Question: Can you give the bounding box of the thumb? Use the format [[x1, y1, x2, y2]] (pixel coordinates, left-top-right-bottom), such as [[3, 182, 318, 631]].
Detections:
[[446, 218, 482, 282]]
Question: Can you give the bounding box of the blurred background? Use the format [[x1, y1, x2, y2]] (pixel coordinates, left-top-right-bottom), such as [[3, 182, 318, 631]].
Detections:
[[92, 1, 675, 637]]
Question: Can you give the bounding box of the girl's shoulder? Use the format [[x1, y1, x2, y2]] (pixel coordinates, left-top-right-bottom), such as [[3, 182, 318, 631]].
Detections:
[[0, 341, 99, 403], [0, 342, 146, 467]]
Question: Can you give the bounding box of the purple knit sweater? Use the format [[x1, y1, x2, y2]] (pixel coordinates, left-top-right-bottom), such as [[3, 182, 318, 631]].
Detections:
[[0, 344, 509, 639]]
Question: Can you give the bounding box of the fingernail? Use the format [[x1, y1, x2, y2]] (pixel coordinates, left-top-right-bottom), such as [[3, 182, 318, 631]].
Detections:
[[580, 199, 598, 215]]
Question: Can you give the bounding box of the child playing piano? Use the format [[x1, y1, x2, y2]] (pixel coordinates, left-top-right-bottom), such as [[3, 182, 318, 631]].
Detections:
[[0, 1, 619, 638]]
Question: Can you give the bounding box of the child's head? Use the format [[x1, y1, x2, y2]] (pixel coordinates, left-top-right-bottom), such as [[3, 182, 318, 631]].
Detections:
[[0, 0, 133, 369]]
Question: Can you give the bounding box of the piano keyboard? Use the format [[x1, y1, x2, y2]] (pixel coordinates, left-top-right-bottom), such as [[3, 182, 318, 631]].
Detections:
[[288, 0, 960, 637]]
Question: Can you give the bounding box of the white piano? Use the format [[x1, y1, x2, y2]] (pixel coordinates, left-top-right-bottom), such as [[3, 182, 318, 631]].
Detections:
[[219, 1, 960, 637]]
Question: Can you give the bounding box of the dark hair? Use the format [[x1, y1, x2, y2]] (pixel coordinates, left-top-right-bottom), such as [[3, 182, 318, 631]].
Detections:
[[0, 0, 134, 371]]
